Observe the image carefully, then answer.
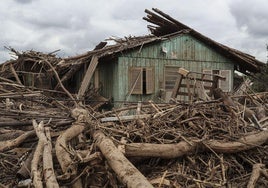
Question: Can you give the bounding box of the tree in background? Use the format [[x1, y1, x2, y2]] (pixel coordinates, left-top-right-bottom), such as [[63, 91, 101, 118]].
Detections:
[[251, 45, 268, 92]]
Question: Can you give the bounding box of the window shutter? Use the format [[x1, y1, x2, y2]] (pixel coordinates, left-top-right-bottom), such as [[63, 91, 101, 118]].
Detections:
[[146, 67, 154, 94], [129, 67, 142, 94], [219, 70, 231, 92]]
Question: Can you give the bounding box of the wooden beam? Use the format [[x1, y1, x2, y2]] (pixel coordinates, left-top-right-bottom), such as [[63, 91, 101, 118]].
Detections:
[[77, 56, 99, 100], [9, 63, 22, 85], [170, 74, 183, 100]]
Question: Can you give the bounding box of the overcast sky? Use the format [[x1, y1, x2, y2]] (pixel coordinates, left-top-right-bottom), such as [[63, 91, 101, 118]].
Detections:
[[1, 0, 267, 63]]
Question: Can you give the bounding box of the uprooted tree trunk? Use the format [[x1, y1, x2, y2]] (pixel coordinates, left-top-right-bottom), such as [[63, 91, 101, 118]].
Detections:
[[93, 131, 154, 188], [125, 131, 268, 158], [55, 124, 84, 188]]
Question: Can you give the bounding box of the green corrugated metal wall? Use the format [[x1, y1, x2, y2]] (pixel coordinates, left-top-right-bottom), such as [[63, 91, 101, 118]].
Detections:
[[99, 34, 234, 105]]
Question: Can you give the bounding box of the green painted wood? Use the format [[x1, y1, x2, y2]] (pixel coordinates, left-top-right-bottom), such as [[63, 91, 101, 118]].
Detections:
[[97, 60, 118, 100], [98, 33, 235, 105], [123, 34, 232, 63]]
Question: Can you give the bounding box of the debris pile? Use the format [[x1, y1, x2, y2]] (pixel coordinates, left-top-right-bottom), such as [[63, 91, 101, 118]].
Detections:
[[0, 70, 267, 187], [0, 8, 267, 188]]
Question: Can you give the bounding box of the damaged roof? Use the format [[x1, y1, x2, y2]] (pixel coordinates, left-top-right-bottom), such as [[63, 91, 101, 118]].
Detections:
[[143, 8, 265, 74], [143, 8, 264, 73], [60, 8, 265, 75], [2, 8, 265, 76]]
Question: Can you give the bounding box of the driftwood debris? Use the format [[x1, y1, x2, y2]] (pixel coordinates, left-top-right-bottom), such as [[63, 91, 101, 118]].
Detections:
[[94, 131, 154, 188], [247, 163, 268, 188], [0, 77, 267, 187], [43, 127, 59, 188], [0, 48, 267, 187], [0, 130, 35, 152], [31, 120, 45, 188], [55, 124, 84, 188]]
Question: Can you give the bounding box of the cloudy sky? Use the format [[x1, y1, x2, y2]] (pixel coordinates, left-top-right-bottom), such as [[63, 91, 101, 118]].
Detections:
[[0, 0, 267, 63]]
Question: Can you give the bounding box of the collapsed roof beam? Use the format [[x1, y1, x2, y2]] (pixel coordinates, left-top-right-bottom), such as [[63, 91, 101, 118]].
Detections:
[[152, 8, 190, 30], [144, 8, 264, 73]]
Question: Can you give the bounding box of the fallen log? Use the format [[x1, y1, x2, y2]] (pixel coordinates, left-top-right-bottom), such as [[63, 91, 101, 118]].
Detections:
[[124, 131, 268, 158], [204, 130, 268, 153], [125, 141, 196, 159], [55, 124, 84, 188], [43, 127, 59, 188], [94, 131, 154, 188], [31, 120, 45, 188]]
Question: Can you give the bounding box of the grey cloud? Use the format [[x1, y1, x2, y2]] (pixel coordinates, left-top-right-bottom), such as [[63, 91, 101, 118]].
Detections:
[[227, 0, 268, 61], [14, 0, 33, 4], [229, 0, 268, 37], [1, 0, 267, 63], [26, 16, 71, 30]]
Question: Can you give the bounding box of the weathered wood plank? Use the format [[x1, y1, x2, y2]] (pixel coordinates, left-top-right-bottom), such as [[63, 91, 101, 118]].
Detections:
[[77, 56, 99, 99]]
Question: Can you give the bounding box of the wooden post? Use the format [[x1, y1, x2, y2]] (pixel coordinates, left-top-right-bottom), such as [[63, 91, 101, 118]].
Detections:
[[170, 74, 183, 101]]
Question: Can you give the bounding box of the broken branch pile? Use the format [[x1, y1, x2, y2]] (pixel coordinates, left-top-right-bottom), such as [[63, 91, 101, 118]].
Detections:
[[0, 74, 267, 187], [0, 46, 267, 187]]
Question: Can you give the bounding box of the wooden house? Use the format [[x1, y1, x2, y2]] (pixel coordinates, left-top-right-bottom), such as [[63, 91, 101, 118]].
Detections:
[[69, 8, 264, 106], [0, 9, 264, 108]]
